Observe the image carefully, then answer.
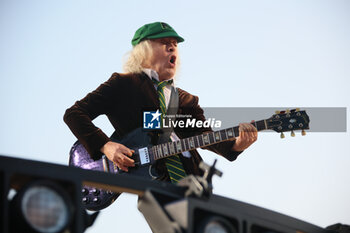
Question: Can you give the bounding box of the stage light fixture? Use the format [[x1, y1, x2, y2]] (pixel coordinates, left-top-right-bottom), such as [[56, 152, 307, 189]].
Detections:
[[10, 179, 73, 233], [196, 216, 237, 233]]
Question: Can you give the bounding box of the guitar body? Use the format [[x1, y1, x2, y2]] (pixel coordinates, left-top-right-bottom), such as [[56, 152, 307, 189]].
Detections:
[[69, 128, 157, 211]]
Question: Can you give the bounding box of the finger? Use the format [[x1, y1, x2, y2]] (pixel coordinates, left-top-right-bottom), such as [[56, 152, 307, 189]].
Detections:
[[242, 123, 254, 132], [246, 123, 257, 132], [246, 125, 256, 137], [239, 123, 256, 141], [112, 156, 128, 172], [120, 145, 134, 157], [243, 130, 255, 143], [249, 134, 257, 143], [252, 124, 258, 132], [249, 124, 258, 137], [244, 125, 254, 138], [116, 155, 133, 171], [243, 125, 256, 138], [117, 152, 134, 166], [239, 123, 247, 131], [240, 125, 250, 138], [122, 156, 135, 167], [114, 154, 130, 165], [238, 125, 246, 139], [249, 131, 258, 142], [110, 155, 120, 165], [238, 124, 246, 135], [118, 163, 129, 172]]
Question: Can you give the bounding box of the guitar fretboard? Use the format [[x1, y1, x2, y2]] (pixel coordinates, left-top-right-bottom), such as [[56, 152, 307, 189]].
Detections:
[[150, 119, 267, 161]]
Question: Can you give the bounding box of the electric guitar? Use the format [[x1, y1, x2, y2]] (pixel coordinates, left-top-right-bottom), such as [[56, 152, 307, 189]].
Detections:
[[69, 109, 309, 211]]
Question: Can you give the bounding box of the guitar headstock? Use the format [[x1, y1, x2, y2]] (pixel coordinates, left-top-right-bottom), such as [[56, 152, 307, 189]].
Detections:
[[266, 109, 310, 138]]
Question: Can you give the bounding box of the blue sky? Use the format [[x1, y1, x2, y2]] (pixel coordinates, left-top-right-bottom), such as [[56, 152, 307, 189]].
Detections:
[[1, 1, 349, 232]]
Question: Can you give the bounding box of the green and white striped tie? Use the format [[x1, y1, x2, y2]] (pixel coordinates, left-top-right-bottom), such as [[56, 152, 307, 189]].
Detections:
[[152, 78, 187, 183]]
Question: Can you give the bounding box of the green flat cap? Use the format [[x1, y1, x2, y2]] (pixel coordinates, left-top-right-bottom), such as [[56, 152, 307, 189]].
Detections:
[[131, 22, 184, 46]]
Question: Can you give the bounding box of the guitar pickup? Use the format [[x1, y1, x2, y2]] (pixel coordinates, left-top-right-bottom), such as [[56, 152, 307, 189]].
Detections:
[[138, 147, 150, 165]]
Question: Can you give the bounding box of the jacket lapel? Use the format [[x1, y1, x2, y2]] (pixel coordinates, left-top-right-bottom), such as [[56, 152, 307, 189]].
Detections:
[[138, 72, 159, 108]]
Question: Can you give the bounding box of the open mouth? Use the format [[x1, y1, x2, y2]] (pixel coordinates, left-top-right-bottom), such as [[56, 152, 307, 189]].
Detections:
[[169, 56, 176, 65]]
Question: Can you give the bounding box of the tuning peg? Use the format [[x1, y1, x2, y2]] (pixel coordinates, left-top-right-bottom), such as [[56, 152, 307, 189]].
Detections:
[[280, 132, 285, 139], [301, 130, 306, 136], [275, 110, 280, 114], [291, 131, 295, 137]]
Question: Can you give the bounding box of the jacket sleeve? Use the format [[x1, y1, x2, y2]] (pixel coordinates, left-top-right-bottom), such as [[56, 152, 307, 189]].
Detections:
[[63, 73, 125, 159], [176, 89, 243, 162]]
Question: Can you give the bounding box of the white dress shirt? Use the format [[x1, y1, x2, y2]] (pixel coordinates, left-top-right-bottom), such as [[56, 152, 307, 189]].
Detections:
[[143, 69, 191, 158]]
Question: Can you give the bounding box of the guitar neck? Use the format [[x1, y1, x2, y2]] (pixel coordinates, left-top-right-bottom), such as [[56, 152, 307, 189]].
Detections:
[[150, 119, 268, 161]]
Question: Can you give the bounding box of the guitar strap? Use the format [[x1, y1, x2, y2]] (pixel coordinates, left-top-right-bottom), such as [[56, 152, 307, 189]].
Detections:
[[157, 86, 179, 144]]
